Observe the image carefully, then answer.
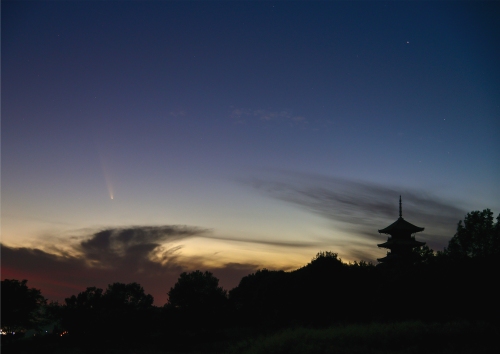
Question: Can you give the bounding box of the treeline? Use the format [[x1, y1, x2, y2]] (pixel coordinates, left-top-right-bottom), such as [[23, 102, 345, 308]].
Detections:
[[2, 209, 499, 351]]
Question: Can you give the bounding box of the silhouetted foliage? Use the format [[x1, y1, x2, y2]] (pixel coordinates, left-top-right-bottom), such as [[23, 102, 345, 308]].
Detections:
[[228, 252, 378, 328], [61, 282, 155, 342], [445, 209, 500, 260], [65, 286, 103, 309], [371, 210, 500, 323], [167, 270, 227, 310], [412, 244, 436, 265], [166, 270, 228, 330], [304, 251, 344, 271], [292, 252, 378, 325], [229, 269, 292, 328], [62, 286, 105, 338], [0, 279, 46, 333], [4, 209, 500, 354], [432, 209, 500, 321], [104, 282, 154, 309]]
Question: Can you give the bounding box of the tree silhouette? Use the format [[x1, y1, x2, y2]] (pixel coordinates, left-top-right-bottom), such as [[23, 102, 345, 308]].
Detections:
[[1, 279, 46, 334], [167, 270, 226, 310], [64, 286, 103, 309], [302, 251, 344, 271], [103, 282, 154, 310], [445, 209, 500, 260], [166, 270, 228, 330], [412, 244, 436, 265], [5, 210, 500, 350], [103, 282, 155, 339], [62, 283, 155, 341], [62, 287, 105, 338], [229, 269, 291, 328]]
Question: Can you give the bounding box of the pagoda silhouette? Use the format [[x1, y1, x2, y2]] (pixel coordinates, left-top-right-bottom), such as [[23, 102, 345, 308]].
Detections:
[[377, 196, 426, 266]]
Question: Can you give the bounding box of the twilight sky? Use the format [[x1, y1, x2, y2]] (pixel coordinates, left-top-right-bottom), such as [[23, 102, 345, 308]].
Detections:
[[2, 0, 499, 305]]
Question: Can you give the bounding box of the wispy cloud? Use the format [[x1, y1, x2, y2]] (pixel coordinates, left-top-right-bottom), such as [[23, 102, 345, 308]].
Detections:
[[0, 225, 303, 305], [201, 234, 323, 249], [2, 181, 468, 305], [76, 225, 206, 267], [169, 109, 187, 118], [243, 171, 467, 252], [230, 108, 306, 125]]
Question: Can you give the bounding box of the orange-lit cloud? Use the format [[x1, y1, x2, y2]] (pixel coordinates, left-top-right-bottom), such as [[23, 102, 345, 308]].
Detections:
[[0, 225, 289, 305], [2, 173, 470, 305]]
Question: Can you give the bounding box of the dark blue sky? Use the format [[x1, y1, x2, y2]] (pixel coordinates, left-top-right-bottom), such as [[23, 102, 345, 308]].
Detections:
[[2, 0, 499, 304]]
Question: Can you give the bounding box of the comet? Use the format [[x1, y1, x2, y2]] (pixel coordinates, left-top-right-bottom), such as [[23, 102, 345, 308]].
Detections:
[[99, 152, 115, 201]]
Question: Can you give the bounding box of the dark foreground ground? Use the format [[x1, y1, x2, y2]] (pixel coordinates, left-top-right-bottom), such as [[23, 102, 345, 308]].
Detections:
[[2, 321, 499, 354]]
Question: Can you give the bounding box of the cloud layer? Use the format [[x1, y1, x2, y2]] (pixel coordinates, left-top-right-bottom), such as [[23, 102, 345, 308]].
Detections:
[[1, 225, 260, 305], [230, 108, 306, 125], [76, 225, 204, 268], [2, 175, 472, 304], [244, 171, 467, 251]]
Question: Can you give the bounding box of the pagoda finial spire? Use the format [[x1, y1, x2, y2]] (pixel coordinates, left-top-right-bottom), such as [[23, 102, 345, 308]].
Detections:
[[399, 195, 402, 218]]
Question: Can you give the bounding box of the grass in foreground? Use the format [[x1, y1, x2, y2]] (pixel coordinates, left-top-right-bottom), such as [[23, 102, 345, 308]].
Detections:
[[226, 321, 500, 354], [2, 321, 499, 353]]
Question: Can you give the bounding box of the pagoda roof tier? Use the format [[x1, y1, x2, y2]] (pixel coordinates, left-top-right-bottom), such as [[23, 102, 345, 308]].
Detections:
[[378, 217, 424, 235], [377, 238, 426, 249]]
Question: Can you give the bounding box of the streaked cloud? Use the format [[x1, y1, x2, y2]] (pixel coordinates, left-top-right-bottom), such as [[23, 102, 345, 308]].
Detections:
[[76, 225, 206, 266], [230, 108, 307, 125], [201, 234, 324, 249], [244, 171, 467, 252], [0, 225, 305, 305], [169, 109, 187, 118], [1, 178, 471, 305]]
